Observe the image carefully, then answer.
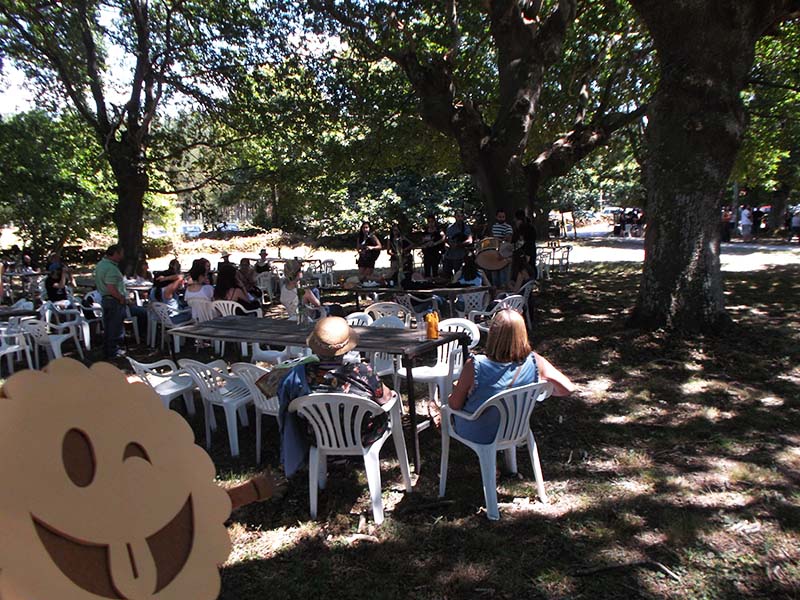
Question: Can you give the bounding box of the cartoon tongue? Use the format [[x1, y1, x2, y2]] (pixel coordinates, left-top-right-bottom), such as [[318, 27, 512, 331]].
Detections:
[[108, 538, 157, 599]]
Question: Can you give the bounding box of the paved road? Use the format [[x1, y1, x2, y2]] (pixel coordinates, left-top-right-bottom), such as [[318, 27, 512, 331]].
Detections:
[[567, 227, 799, 272]]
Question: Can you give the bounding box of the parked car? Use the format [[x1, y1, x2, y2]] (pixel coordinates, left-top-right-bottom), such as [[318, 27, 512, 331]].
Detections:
[[146, 226, 169, 239], [181, 224, 202, 238], [218, 222, 241, 232]]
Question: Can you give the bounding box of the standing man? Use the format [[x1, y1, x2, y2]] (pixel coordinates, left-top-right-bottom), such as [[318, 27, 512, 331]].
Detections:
[[489, 209, 513, 287], [94, 244, 128, 359], [740, 205, 753, 242], [443, 209, 473, 278]]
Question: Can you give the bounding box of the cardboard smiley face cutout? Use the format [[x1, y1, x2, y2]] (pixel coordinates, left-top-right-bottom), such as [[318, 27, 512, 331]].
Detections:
[[0, 359, 232, 600]]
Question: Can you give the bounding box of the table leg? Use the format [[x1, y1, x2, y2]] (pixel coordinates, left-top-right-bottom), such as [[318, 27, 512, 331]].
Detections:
[[405, 355, 421, 472]]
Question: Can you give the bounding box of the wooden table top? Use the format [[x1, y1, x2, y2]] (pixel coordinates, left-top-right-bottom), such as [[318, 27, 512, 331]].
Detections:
[[171, 315, 468, 359]]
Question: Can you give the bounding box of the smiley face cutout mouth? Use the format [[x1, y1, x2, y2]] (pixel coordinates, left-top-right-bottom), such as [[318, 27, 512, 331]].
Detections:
[[32, 495, 194, 599]]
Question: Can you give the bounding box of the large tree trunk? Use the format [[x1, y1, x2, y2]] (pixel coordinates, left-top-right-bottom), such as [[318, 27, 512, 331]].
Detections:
[[628, 0, 794, 332], [108, 137, 148, 276]]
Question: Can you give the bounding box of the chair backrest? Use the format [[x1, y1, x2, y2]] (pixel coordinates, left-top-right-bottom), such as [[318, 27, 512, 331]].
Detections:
[[518, 280, 536, 304], [149, 302, 175, 325], [255, 272, 273, 290], [346, 312, 373, 327], [439, 318, 480, 350], [370, 315, 405, 329], [395, 293, 439, 320], [178, 358, 229, 402], [460, 291, 489, 314], [322, 259, 335, 273], [289, 392, 385, 452], [495, 294, 525, 314], [212, 300, 248, 317], [127, 357, 178, 389], [21, 319, 49, 343], [231, 362, 278, 415], [187, 298, 216, 322], [369, 315, 405, 371], [87, 290, 102, 304], [475, 381, 553, 446], [365, 302, 409, 326]]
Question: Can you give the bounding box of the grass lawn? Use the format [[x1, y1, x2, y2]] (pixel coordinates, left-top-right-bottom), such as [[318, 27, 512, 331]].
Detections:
[[196, 262, 800, 599], [9, 260, 796, 599]]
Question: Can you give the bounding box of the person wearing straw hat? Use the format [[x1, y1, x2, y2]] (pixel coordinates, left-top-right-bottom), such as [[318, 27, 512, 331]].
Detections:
[[271, 317, 392, 477]]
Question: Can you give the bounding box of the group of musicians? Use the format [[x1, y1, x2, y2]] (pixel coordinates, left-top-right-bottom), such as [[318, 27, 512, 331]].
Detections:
[[356, 208, 537, 288]]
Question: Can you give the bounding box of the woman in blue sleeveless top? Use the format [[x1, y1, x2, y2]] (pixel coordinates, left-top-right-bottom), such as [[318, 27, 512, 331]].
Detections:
[[448, 309, 575, 443]]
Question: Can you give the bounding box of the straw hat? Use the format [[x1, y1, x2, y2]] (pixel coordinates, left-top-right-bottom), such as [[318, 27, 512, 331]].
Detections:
[[220, 251, 231, 259], [306, 317, 359, 357]]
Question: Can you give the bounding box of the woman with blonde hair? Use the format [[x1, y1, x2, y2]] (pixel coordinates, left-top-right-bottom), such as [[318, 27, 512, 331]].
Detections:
[[448, 309, 575, 443]]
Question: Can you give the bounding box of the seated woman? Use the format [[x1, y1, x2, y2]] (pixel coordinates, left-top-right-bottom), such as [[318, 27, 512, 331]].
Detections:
[[452, 253, 491, 314], [184, 259, 215, 303], [214, 263, 261, 311], [150, 259, 191, 324], [452, 253, 490, 287], [280, 259, 323, 321], [509, 252, 536, 292], [238, 257, 260, 296], [447, 309, 575, 444]]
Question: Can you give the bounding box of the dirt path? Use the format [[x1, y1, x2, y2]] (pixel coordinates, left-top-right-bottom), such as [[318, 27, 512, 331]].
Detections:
[[148, 235, 800, 275]]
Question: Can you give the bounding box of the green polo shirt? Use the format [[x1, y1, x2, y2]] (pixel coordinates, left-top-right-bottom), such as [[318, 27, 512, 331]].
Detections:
[[94, 256, 125, 297]]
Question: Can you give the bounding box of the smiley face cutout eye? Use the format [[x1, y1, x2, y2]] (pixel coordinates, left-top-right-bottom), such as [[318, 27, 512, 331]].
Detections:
[[63, 429, 96, 487], [123, 442, 151, 463]]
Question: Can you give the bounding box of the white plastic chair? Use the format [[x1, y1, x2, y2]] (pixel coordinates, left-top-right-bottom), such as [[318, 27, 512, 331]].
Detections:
[[536, 248, 552, 280], [396, 319, 474, 406], [469, 294, 526, 335], [395, 293, 438, 328], [212, 300, 262, 356], [518, 280, 536, 330], [178, 358, 253, 457], [39, 301, 86, 359], [320, 259, 336, 286], [364, 302, 410, 327], [0, 323, 32, 374], [231, 362, 278, 464], [455, 290, 489, 319], [368, 315, 406, 392], [346, 312, 373, 327], [20, 319, 73, 368], [439, 381, 554, 520], [255, 271, 275, 304], [128, 357, 196, 416], [288, 391, 412, 524], [148, 302, 193, 352]]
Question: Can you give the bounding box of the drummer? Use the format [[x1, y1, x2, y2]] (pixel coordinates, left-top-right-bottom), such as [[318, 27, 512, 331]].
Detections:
[[488, 209, 513, 287], [443, 209, 473, 278]]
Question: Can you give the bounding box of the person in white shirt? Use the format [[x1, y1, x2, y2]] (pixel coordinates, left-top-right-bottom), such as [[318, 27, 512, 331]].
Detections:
[[740, 205, 753, 242]]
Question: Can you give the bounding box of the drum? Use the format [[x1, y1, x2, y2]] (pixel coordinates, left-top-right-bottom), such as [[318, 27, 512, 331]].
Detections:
[[475, 248, 510, 272], [477, 237, 501, 252], [498, 242, 515, 258]]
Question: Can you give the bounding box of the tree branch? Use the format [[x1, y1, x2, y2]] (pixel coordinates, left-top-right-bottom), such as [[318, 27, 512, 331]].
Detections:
[[76, 0, 110, 135], [747, 77, 800, 93], [528, 103, 648, 187]]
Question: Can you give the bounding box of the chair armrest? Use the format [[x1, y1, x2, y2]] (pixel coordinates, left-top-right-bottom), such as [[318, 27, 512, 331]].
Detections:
[[468, 309, 493, 322], [242, 307, 263, 317], [380, 391, 400, 414], [137, 358, 179, 375]]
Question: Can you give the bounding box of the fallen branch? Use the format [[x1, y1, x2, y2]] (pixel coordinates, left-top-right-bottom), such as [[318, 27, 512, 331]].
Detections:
[[574, 560, 682, 582]]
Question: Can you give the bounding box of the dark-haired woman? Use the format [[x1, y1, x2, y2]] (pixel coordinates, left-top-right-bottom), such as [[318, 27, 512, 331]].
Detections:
[[214, 263, 261, 311], [356, 221, 382, 280]]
